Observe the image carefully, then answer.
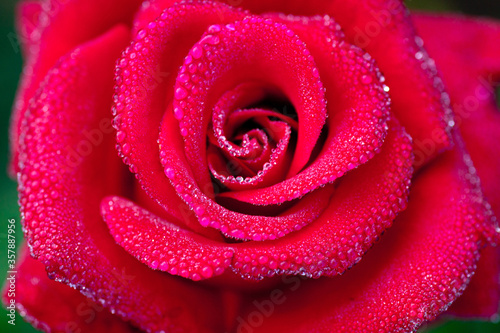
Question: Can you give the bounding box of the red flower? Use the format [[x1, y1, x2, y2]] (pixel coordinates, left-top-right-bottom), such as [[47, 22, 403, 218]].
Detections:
[[3, 0, 500, 332]]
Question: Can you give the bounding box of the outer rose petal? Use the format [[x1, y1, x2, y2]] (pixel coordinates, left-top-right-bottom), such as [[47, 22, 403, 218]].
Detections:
[[413, 13, 500, 318], [15, 1, 43, 58], [17, 25, 226, 332], [233, 146, 497, 332], [9, 0, 142, 177], [446, 247, 500, 319], [413, 13, 500, 225], [2, 246, 140, 333]]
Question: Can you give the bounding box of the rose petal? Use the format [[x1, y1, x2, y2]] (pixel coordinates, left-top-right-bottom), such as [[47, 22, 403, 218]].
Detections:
[[413, 13, 500, 223], [2, 246, 141, 333], [229, 121, 413, 279], [113, 1, 246, 238], [15, 1, 43, 58], [131, 0, 178, 35], [101, 196, 234, 281], [414, 13, 500, 319], [131, 177, 224, 240], [446, 246, 500, 319], [17, 25, 226, 332], [220, 0, 330, 14], [235, 146, 496, 332], [9, 0, 142, 177]]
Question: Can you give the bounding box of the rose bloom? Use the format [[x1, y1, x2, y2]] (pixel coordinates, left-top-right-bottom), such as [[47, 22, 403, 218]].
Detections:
[[3, 0, 500, 332]]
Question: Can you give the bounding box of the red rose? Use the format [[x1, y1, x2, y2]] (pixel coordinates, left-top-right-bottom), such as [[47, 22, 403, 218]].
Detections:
[[3, 0, 500, 332]]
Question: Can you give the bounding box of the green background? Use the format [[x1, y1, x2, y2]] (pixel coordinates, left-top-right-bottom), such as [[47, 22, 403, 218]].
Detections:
[[0, 0, 499, 332]]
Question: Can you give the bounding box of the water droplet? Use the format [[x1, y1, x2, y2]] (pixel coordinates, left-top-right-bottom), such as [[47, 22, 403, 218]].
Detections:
[[201, 266, 213, 278], [361, 75, 372, 85], [116, 131, 126, 143], [174, 107, 184, 120], [208, 25, 221, 34], [191, 44, 203, 59], [165, 167, 175, 179], [175, 87, 188, 100]]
